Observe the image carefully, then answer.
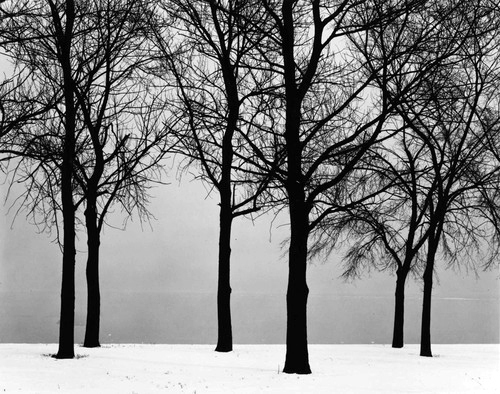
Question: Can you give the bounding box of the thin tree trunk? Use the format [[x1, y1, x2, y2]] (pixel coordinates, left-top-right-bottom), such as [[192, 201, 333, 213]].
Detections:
[[420, 253, 434, 357], [83, 199, 101, 348], [215, 202, 233, 352], [283, 200, 311, 374], [213, 51, 237, 351], [213, 91, 236, 352], [392, 268, 408, 348]]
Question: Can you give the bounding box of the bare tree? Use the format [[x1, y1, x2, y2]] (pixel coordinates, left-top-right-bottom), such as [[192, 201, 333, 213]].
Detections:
[[237, 0, 436, 373], [314, 0, 500, 355], [154, 0, 274, 352], [402, 1, 500, 356], [68, 0, 169, 349], [0, 0, 170, 354], [310, 133, 433, 349]]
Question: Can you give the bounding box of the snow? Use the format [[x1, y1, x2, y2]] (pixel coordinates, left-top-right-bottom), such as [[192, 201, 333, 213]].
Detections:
[[0, 344, 498, 393]]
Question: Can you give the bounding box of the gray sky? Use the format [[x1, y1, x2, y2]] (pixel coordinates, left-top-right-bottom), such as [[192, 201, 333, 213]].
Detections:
[[0, 172, 498, 345], [0, 23, 498, 346]]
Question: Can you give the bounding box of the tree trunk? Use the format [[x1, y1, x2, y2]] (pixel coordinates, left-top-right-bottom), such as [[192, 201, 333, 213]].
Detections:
[[55, 0, 76, 359], [280, 0, 311, 374], [215, 203, 233, 352], [392, 268, 408, 348], [420, 253, 434, 357], [211, 29, 239, 350], [55, 118, 76, 358], [83, 199, 101, 348], [56, 208, 76, 359], [56, 130, 76, 359], [214, 89, 236, 352], [283, 201, 311, 374]]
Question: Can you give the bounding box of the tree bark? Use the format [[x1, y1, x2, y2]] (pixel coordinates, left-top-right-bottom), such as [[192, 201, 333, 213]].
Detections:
[[56, 203, 76, 358], [420, 252, 435, 357], [280, 0, 312, 374], [55, 0, 76, 360], [56, 129, 76, 358], [210, 17, 239, 350], [283, 198, 311, 374], [392, 268, 408, 348], [83, 198, 101, 348], [215, 202, 233, 352]]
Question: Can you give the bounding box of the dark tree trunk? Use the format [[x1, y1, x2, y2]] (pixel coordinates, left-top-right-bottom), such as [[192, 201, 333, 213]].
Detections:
[[213, 43, 238, 351], [83, 199, 101, 348], [420, 253, 435, 357], [283, 199, 311, 374], [392, 268, 408, 348], [56, 207, 76, 359], [55, 0, 76, 360], [280, 0, 312, 374], [215, 202, 233, 352], [213, 97, 236, 352], [56, 140, 76, 358]]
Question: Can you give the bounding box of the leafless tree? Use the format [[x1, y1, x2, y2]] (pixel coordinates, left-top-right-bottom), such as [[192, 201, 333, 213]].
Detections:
[[0, 0, 170, 355], [68, 0, 170, 349], [238, 0, 437, 373], [402, 1, 500, 356], [312, 0, 500, 356], [154, 0, 275, 352]]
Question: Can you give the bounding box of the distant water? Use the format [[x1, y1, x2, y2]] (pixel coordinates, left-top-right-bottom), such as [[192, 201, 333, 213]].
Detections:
[[0, 291, 498, 344]]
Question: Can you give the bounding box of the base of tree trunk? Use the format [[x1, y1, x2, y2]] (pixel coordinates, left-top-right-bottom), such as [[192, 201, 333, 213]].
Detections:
[[283, 348, 312, 375], [54, 351, 74, 359], [214, 344, 233, 352], [283, 363, 312, 375], [82, 342, 101, 348], [215, 346, 233, 353], [392, 336, 404, 348], [420, 349, 433, 357]]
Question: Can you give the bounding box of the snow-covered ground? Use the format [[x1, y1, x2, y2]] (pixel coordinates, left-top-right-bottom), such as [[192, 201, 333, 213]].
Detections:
[[0, 344, 498, 393]]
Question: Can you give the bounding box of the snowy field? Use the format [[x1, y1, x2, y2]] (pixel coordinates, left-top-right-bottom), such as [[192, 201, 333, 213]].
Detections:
[[0, 344, 498, 393]]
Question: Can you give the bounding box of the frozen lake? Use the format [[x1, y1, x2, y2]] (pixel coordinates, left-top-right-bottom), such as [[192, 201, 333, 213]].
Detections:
[[1, 291, 498, 344]]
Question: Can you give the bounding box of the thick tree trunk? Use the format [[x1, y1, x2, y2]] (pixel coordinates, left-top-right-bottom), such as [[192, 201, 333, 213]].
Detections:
[[420, 254, 434, 357], [56, 210, 76, 359], [283, 201, 311, 374], [55, 0, 76, 359], [280, 0, 311, 374], [56, 134, 76, 359], [215, 203, 233, 352], [392, 269, 408, 348], [83, 200, 101, 348], [56, 115, 76, 358]]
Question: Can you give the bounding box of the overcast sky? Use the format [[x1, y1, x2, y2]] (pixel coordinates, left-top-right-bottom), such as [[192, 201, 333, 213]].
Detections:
[[0, 167, 498, 345], [0, 20, 498, 347]]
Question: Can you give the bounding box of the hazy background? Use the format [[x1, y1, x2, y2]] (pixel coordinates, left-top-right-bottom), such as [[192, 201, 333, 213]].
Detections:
[[0, 167, 498, 345]]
